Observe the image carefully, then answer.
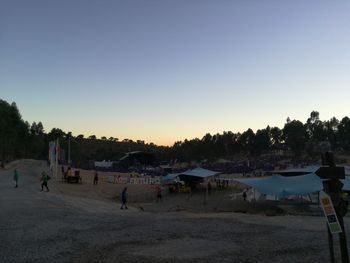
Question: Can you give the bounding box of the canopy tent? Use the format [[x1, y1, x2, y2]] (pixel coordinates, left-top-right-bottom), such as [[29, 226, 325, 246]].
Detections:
[[162, 173, 182, 184], [235, 173, 323, 198], [341, 176, 350, 190], [173, 167, 221, 184], [269, 165, 319, 177], [163, 173, 180, 181], [180, 167, 220, 178], [236, 171, 350, 198], [270, 165, 350, 177]]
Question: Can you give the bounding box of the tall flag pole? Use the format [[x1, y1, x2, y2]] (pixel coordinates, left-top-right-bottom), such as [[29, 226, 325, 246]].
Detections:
[[55, 138, 59, 178]]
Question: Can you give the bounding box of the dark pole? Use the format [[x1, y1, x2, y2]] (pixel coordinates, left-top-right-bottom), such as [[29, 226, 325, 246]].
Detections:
[[320, 152, 349, 263], [68, 135, 71, 165], [327, 223, 335, 263], [338, 216, 349, 263]]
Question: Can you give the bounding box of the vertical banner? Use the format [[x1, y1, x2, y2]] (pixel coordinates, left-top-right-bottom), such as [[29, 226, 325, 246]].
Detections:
[[48, 141, 56, 170], [48, 139, 60, 178], [55, 138, 59, 178]]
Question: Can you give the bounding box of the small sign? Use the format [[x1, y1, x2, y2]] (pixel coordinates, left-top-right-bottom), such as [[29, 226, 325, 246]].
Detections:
[[319, 191, 342, 234]]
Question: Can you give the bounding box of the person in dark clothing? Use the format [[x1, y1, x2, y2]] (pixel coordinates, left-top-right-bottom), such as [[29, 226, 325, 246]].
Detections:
[[14, 169, 19, 188], [93, 170, 98, 185], [61, 165, 65, 181], [120, 187, 128, 209], [242, 189, 247, 201], [156, 186, 162, 202], [41, 171, 50, 192]]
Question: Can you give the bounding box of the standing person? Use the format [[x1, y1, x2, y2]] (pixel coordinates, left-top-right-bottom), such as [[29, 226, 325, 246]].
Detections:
[[13, 169, 19, 188], [242, 189, 247, 201], [40, 171, 50, 192], [156, 185, 162, 202], [120, 187, 128, 209], [93, 170, 98, 185], [61, 165, 65, 181]]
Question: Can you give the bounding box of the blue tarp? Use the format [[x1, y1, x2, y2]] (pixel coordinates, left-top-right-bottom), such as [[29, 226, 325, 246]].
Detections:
[[236, 166, 350, 198], [235, 173, 350, 197], [341, 176, 350, 190], [236, 173, 323, 198]]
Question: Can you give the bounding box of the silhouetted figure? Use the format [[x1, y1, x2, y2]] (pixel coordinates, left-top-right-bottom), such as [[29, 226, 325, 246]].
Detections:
[[61, 165, 65, 181], [93, 170, 98, 185], [242, 189, 247, 201], [156, 186, 162, 202], [120, 187, 128, 209], [41, 171, 50, 192], [14, 169, 19, 188]]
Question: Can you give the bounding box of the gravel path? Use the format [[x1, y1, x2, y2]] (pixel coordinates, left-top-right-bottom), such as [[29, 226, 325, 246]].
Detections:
[[1, 160, 349, 262]]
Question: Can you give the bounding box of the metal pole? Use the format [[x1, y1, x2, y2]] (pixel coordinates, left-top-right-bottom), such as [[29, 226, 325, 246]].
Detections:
[[338, 216, 349, 263], [68, 136, 71, 165], [327, 223, 335, 263], [55, 138, 59, 178]]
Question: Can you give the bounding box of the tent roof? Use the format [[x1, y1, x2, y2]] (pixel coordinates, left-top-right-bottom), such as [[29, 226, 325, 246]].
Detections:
[[236, 166, 350, 198], [163, 173, 181, 181], [269, 165, 319, 176], [235, 173, 323, 197], [179, 167, 220, 178]]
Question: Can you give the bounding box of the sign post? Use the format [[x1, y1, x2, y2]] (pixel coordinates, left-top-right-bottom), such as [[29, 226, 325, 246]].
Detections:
[[319, 191, 342, 234], [316, 152, 349, 263]]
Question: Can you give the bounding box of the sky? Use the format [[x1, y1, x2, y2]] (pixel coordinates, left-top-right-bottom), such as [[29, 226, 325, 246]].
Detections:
[[1, 0, 350, 146]]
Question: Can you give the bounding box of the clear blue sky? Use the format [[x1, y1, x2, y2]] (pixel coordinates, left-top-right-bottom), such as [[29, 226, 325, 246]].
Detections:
[[1, 0, 350, 146]]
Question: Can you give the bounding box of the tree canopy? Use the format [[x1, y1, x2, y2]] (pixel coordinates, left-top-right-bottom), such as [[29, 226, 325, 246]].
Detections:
[[1, 98, 350, 166]]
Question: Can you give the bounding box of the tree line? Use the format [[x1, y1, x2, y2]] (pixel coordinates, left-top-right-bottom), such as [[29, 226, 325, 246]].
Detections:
[[1, 98, 349, 167]]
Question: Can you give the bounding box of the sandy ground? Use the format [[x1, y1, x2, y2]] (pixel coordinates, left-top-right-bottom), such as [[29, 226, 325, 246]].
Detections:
[[1, 160, 350, 263]]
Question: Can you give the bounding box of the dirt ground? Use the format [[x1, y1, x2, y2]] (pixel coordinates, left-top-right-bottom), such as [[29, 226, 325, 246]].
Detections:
[[1, 159, 349, 263]]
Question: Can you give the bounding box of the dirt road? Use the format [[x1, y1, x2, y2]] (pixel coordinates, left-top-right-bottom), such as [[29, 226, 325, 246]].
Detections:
[[0, 160, 348, 262]]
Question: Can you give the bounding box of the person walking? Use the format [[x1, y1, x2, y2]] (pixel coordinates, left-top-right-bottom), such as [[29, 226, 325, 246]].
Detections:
[[40, 171, 50, 192], [242, 189, 247, 201], [13, 169, 19, 188], [120, 187, 128, 209], [156, 186, 162, 202], [93, 170, 98, 185]]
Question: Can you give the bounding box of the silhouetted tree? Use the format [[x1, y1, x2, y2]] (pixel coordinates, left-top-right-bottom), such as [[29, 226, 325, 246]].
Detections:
[[283, 120, 307, 153]]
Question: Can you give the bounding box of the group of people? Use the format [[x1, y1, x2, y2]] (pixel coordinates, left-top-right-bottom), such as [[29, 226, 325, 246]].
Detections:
[[62, 166, 99, 185], [13, 169, 50, 191], [12, 167, 166, 211]]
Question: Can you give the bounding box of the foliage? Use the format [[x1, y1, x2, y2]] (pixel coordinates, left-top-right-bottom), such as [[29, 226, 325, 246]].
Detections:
[[1, 98, 350, 165]]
